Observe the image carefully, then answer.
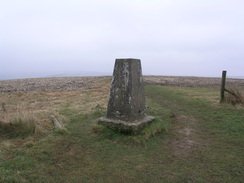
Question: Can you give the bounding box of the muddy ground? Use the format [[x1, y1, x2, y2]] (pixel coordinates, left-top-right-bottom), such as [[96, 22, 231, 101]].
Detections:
[[0, 76, 243, 93]]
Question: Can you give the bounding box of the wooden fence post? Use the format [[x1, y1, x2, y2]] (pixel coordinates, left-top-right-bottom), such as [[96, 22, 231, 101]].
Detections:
[[220, 70, 227, 103]]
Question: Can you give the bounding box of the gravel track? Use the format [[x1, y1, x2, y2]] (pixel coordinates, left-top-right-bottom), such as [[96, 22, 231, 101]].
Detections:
[[0, 76, 243, 94]]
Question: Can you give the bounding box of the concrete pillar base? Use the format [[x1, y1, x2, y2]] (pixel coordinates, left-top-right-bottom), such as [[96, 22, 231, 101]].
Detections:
[[98, 116, 155, 134]]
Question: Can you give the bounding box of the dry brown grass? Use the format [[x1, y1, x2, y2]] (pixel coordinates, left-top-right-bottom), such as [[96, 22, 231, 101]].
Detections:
[[0, 111, 36, 138], [225, 87, 244, 105], [0, 80, 110, 137]]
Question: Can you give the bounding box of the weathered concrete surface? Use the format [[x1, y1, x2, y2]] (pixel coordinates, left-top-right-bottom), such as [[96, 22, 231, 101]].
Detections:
[[107, 59, 146, 121], [99, 58, 154, 134], [99, 116, 155, 134]]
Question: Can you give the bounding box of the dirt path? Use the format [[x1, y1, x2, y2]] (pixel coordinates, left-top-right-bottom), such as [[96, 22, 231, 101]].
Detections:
[[145, 85, 207, 160], [167, 114, 198, 158]]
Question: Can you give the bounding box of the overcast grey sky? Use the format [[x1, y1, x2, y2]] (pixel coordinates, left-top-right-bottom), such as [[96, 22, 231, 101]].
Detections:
[[0, 0, 243, 80]]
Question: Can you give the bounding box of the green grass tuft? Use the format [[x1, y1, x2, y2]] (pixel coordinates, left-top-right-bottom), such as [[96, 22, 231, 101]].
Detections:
[[141, 118, 167, 139], [0, 113, 36, 138], [92, 117, 167, 146]]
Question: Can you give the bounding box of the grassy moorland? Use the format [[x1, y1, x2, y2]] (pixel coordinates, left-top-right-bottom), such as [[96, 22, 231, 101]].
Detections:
[[0, 79, 243, 183]]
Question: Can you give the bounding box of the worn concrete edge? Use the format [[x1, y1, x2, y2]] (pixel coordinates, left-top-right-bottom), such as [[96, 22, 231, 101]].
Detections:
[[98, 116, 155, 134]]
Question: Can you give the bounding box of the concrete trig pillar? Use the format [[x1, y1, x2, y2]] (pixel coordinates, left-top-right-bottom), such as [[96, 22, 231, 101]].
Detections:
[[99, 58, 154, 134]]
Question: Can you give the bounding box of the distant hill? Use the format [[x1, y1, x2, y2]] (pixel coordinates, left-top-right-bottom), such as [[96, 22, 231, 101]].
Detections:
[[0, 71, 111, 80]]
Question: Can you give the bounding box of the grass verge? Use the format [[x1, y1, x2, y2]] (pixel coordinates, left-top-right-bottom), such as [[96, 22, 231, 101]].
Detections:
[[92, 117, 168, 146], [0, 82, 243, 183]]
